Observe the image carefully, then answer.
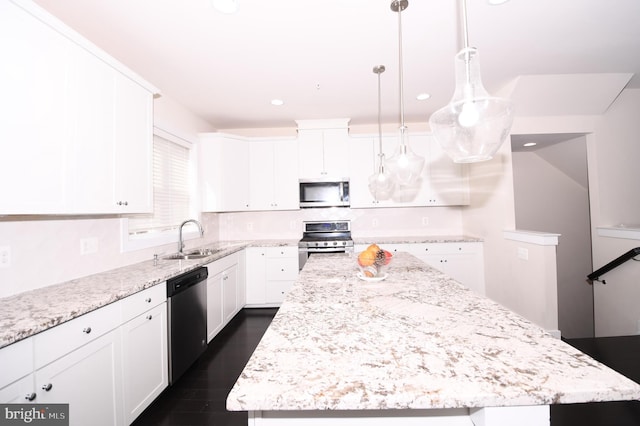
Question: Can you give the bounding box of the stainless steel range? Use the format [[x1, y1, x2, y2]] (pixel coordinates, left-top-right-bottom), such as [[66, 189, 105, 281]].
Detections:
[[298, 220, 354, 270]]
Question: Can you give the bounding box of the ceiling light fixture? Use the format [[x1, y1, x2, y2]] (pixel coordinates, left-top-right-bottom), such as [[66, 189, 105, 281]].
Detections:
[[211, 0, 238, 14], [523, 142, 536, 147], [385, 0, 425, 186], [368, 65, 395, 201], [271, 99, 284, 106], [416, 93, 431, 101], [429, 0, 514, 163]]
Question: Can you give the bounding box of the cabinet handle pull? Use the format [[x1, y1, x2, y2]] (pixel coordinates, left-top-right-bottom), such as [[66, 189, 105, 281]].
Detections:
[[146, 314, 153, 320], [25, 393, 36, 401], [83, 327, 92, 334], [145, 298, 152, 303], [42, 383, 53, 392]]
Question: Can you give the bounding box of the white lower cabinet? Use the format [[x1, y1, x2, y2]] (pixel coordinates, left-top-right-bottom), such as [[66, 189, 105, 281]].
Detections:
[[207, 251, 245, 343], [0, 284, 169, 425], [246, 247, 299, 306], [355, 242, 485, 295], [35, 328, 124, 426], [121, 302, 168, 425]]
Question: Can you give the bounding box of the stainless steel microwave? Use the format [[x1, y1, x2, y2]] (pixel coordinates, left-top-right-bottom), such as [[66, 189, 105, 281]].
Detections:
[[299, 179, 350, 208]]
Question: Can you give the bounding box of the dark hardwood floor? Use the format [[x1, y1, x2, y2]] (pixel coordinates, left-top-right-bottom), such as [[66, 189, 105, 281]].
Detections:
[[132, 308, 278, 426], [551, 336, 640, 426], [132, 308, 640, 426]]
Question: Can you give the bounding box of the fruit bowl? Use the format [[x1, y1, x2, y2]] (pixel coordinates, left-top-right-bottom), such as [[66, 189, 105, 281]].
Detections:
[[357, 244, 393, 280]]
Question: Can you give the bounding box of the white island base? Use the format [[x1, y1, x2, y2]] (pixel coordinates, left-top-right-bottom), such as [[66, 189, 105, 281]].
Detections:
[[248, 405, 549, 426]]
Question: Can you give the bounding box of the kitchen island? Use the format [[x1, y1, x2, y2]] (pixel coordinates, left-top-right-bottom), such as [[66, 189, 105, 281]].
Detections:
[[227, 252, 640, 425]]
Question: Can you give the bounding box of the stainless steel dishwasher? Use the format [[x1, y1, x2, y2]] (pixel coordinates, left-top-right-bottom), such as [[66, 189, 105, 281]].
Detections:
[[167, 266, 208, 385]]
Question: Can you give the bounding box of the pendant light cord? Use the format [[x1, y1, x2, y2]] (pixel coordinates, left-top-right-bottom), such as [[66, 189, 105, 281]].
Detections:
[[397, 5, 406, 135], [377, 68, 383, 160]]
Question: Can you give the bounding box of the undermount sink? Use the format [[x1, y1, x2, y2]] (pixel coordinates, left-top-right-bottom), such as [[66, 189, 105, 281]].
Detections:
[[163, 248, 220, 260]]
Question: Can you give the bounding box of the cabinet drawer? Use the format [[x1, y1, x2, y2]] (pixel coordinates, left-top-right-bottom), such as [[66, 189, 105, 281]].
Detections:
[[265, 280, 294, 304], [121, 284, 167, 323], [34, 301, 121, 369], [0, 338, 33, 389], [266, 246, 298, 258], [416, 242, 481, 255], [266, 258, 299, 281]]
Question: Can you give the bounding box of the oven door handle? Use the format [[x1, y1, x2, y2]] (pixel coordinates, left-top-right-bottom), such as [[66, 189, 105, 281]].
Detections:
[[299, 247, 349, 254]]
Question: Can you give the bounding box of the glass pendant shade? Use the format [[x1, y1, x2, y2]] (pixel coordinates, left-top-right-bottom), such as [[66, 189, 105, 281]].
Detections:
[[385, 130, 425, 186], [368, 154, 395, 201], [429, 47, 514, 163]]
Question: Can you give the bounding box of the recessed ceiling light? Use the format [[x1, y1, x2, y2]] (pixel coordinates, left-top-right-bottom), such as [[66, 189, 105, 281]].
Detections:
[[271, 99, 284, 106], [523, 142, 537, 147], [416, 93, 431, 101], [211, 0, 238, 14]]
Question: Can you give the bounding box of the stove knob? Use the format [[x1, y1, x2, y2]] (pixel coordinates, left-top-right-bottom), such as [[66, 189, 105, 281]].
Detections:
[[342, 241, 346, 246], [332, 241, 337, 246], [324, 242, 328, 246]]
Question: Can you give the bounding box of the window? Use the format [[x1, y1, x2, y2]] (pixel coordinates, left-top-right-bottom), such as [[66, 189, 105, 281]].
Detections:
[[121, 128, 196, 252]]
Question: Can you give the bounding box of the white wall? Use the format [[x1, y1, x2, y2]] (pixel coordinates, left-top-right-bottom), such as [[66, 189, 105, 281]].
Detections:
[[591, 89, 640, 337], [512, 139, 594, 338], [0, 94, 218, 298]]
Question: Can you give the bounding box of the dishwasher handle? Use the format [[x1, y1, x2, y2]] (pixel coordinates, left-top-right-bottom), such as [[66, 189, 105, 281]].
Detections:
[[167, 267, 208, 297]]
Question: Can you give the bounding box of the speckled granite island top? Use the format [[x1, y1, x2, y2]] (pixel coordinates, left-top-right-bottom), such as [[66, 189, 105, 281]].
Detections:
[[227, 252, 640, 411], [0, 239, 298, 349]]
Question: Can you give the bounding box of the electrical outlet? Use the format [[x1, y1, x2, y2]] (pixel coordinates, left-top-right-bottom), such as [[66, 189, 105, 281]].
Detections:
[[0, 246, 10, 268], [372, 218, 379, 228], [517, 247, 529, 260], [422, 217, 429, 226], [246, 222, 254, 231], [80, 238, 99, 255]]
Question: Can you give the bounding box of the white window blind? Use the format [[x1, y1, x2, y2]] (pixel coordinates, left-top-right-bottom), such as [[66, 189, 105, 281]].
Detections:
[[128, 134, 190, 235]]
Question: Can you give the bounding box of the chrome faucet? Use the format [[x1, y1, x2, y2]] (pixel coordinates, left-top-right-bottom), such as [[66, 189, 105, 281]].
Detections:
[[178, 219, 204, 253]]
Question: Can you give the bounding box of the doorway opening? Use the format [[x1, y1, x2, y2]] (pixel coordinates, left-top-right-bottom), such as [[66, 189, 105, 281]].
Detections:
[[511, 133, 594, 338]]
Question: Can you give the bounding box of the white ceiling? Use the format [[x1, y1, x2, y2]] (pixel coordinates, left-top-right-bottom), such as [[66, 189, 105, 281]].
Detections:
[[33, 0, 640, 131]]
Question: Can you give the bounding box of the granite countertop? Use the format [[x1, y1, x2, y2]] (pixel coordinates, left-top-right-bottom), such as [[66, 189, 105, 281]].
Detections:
[[0, 239, 298, 349], [353, 235, 483, 244], [227, 252, 640, 411]]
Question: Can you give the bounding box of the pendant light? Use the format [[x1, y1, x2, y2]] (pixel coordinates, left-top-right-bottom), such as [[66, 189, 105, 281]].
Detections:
[[368, 65, 395, 201], [385, 0, 425, 186], [429, 0, 514, 163]]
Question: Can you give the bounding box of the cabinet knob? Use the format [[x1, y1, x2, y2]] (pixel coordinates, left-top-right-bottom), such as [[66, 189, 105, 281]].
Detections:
[[146, 314, 153, 320], [145, 297, 152, 303], [25, 393, 36, 401], [42, 383, 53, 392], [82, 327, 92, 334], [117, 201, 129, 206]]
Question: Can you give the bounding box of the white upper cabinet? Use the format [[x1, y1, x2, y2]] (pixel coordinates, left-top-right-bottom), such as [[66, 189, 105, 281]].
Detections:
[[349, 132, 469, 208], [199, 133, 250, 212], [249, 139, 299, 211], [296, 119, 350, 179], [0, 1, 156, 215]]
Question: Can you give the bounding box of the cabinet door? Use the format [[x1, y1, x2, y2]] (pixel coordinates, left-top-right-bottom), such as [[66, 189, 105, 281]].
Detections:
[[245, 248, 267, 305], [67, 45, 116, 214], [113, 72, 153, 213], [121, 303, 167, 425], [199, 134, 250, 212], [207, 270, 224, 342], [321, 128, 350, 178], [298, 130, 325, 178], [223, 264, 239, 323], [0, 1, 72, 214], [0, 374, 35, 404], [249, 142, 275, 210], [36, 328, 123, 426], [426, 137, 469, 206], [272, 139, 299, 210]]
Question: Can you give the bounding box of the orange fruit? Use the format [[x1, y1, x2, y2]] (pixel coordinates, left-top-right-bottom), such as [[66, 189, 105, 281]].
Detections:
[[357, 250, 376, 267], [367, 244, 380, 253]]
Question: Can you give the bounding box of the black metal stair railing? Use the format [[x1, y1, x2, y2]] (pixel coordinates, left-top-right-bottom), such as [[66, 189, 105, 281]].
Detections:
[[588, 247, 640, 284]]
